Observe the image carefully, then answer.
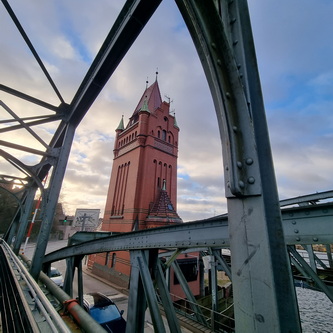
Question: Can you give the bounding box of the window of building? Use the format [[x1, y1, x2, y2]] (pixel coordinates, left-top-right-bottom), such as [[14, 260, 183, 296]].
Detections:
[[111, 253, 116, 268], [105, 252, 110, 266]]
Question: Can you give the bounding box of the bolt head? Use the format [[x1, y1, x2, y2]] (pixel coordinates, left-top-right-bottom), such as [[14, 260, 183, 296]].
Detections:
[[247, 177, 255, 184]]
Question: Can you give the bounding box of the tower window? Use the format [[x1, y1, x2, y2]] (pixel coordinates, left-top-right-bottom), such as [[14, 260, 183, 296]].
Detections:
[[162, 130, 167, 141]]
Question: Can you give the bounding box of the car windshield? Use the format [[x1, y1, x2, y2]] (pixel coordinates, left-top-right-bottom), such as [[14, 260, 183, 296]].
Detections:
[[90, 305, 121, 324]]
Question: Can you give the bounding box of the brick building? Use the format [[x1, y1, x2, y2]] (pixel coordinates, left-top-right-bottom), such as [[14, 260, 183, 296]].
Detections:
[[88, 78, 202, 295]]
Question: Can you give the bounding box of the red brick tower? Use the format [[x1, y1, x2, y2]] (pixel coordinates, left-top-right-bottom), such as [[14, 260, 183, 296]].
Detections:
[[103, 77, 182, 231], [88, 77, 182, 286]]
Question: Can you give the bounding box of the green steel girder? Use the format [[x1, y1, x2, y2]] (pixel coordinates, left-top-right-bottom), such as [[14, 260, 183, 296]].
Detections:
[[1, 0, 163, 276], [155, 261, 182, 333], [2, 0, 332, 331], [135, 250, 166, 333], [282, 203, 333, 245], [127, 251, 149, 333], [43, 202, 333, 263], [172, 260, 207, 326], [288, 246, 333, 302]]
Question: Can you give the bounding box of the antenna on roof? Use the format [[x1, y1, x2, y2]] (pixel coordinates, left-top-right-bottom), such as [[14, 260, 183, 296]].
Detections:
[[155, 68, 158, 81]]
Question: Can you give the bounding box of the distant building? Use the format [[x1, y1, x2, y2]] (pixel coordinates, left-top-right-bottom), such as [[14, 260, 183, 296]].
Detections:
[[88, 78, 202, 297], [56, 209, 101, 240]]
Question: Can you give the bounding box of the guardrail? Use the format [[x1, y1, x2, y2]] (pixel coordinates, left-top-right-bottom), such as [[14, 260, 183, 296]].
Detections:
[[0, 239, 71, 332], [157, 291, 235, 333], [297, 249, 333, 269], [20, 253, 107, 333]]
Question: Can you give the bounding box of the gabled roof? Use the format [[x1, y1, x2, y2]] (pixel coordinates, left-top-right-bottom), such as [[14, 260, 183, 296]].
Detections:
[[133, 80, 162, 116]]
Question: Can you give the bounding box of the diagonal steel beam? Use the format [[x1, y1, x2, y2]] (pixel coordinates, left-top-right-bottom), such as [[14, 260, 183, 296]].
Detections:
[[127, 250, 148, 333], [155, 260, 182, 333], [1, 0, 65, 104], [288, 246, 333, 302], [0, 140, 53, 157], [136, 250, 166, 333], [172, 260, 207, 326], [67, 0, 162, 127], [0, 84, 61, 113]]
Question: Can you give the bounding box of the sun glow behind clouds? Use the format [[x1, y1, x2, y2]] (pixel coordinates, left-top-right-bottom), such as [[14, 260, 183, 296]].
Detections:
[[1, 0, 333, 221]]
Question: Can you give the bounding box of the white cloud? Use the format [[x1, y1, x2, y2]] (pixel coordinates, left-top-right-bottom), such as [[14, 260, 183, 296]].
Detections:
[[1, 0, 333, 222]]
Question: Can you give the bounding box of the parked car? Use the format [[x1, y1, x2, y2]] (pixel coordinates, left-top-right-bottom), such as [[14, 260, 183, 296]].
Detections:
[[49, 266, 64, 288], [80, 292, 126, 333]]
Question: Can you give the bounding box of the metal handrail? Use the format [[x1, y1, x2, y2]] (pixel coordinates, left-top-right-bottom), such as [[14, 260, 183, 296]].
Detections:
[[20, 253, 107, 333], [167, 291, 235, 332], [0, 239, 71, 332]]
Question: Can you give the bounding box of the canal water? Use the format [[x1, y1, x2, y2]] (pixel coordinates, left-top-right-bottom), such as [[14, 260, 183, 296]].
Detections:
[[297, 287, 333, 332]]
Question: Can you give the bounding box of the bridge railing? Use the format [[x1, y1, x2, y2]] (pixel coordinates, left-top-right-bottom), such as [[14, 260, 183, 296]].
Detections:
[[0, 239, 71, 333], [297, 248, 332, 269], [157, 291, 235, 333]]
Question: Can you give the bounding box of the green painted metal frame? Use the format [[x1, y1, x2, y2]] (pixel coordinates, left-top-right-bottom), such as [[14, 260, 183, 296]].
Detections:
[[43, 204, 333, 261], [1, 0, 332, 331]]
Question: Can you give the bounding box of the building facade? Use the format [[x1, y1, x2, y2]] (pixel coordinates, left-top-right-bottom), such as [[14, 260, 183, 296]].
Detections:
[[88, 78, 183, 286]]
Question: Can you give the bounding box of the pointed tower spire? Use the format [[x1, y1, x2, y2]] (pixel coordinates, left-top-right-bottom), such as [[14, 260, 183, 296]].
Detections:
[[173, 113, 179, 129], [116, 115, 124, 131], [133, 79, 162, 116], [140, 96, 150, 113]]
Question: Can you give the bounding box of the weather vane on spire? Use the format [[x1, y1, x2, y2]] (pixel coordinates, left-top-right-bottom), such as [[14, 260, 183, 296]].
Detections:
[[155, 67, 158, 81]]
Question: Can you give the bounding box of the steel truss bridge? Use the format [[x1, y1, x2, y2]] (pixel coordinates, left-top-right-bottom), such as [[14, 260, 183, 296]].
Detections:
[[0, 1, 332, 332]]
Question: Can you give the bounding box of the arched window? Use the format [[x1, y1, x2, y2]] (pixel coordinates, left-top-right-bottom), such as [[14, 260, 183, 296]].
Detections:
[[158, 130, 161, 138], [111, 253, 116, 268], [105, 252, 109, 266], [162, 130, 167, 141]]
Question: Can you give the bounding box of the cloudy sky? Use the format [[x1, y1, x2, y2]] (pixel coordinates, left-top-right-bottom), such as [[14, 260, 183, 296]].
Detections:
[[1, 0, 333, 222]]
